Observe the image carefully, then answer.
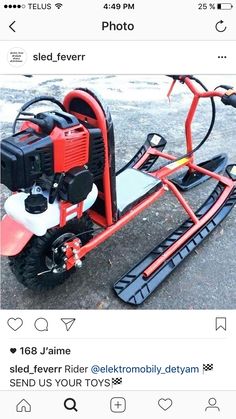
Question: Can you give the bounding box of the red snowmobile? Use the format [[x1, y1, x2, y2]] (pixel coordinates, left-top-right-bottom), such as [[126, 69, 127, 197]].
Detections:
[[1, 75, 235, 304]]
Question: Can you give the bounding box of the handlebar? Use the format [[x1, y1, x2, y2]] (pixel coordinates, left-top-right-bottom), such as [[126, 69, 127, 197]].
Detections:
[[221, 91, 236, 108], [167, 76, 236, 109], [165, 75, 235, 162]]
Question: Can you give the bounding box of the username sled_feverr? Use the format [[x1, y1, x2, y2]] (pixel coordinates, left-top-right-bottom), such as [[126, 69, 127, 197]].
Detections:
[[0, 75, 236, 305]]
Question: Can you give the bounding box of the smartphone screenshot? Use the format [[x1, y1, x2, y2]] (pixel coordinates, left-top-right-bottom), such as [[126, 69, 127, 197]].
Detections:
[[0, 1, 235, 418]]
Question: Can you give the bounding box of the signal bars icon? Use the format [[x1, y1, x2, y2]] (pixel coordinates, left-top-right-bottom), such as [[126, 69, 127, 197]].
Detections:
[[55, 3, 63, 9]]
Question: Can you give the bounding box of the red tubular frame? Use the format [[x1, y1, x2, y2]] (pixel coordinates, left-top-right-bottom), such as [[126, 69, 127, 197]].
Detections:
[[64, 90, 114, 227], [184, 77, 223, 161], [143, 181, 234, 278], [64, 77, 235, 270], [163, 179, 199, 224]]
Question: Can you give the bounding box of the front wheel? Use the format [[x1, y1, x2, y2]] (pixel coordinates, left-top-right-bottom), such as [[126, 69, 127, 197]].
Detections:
[[9, 215, 93, 290]]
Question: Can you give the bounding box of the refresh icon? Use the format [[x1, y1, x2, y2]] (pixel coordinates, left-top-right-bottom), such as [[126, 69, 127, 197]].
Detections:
[[215, 20, 227, 32]]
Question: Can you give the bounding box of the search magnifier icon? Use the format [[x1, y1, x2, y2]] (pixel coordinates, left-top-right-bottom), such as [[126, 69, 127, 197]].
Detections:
[[64, 398, 78, 412]]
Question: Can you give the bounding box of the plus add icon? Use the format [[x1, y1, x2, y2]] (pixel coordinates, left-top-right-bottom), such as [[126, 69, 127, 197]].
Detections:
[[110, 397, 126, 413]]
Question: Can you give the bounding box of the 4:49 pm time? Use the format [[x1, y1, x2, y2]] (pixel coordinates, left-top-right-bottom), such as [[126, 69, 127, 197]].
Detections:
[[103, 3, 135, 10]]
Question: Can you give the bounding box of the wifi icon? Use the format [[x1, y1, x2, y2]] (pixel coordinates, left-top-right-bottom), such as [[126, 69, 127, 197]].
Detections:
[[55, 3, 63, 9]]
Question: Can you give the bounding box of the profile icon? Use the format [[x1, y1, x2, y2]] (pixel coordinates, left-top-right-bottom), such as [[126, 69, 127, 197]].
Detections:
[[205, 397, 220, 412]]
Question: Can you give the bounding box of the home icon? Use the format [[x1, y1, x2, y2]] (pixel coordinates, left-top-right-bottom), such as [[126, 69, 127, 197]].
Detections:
[[16, 399, 31, 413]]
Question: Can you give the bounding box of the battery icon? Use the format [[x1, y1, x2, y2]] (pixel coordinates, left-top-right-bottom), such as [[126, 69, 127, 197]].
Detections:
[[217, 3, 233, 9]]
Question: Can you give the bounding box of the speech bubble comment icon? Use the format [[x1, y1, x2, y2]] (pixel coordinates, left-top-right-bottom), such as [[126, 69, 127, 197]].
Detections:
[[34, 318, 48, 332]]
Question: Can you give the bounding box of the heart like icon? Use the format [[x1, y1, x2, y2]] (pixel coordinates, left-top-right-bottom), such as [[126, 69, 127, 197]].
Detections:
[[7, 318, 23, 331], [10, 348, 17, 354], [158, 398, 173, 411]]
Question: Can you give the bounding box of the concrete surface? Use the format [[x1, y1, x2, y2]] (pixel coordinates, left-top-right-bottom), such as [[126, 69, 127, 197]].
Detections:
[[0, 75, 235, 310]]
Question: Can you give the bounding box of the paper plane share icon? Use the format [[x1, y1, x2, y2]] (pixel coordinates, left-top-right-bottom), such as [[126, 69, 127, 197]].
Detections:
[[61, 318, 76, 331]]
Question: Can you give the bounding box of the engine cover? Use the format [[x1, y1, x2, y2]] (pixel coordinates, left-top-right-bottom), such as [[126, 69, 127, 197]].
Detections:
[[1, 130, 53, 191], [58, 166, 93, 204], [0, 109, 105, 203]]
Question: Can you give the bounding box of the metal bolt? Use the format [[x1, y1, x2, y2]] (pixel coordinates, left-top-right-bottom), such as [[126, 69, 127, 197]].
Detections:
[[62, 246, 67, 253], [75, 260, 82, 268], [63, 264, 66, 269], [53, 182, 58, 188]]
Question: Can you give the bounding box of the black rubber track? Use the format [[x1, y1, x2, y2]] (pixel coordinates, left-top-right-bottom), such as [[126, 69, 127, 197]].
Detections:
[[114, 181, 236, 305]]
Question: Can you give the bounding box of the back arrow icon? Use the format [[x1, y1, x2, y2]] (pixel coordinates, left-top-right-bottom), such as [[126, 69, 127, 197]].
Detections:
[[9, 21, 16, 32], [215, 20, 227, 33]]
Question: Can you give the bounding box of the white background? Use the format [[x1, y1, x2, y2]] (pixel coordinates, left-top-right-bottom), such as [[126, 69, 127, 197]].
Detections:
[[0, 0, 235, 40], [0, 310, 235, 418], [0, 1, 235, 418]]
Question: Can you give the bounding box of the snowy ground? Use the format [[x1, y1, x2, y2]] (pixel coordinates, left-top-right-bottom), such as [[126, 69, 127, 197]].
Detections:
[[0, 74, 235, 309]]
